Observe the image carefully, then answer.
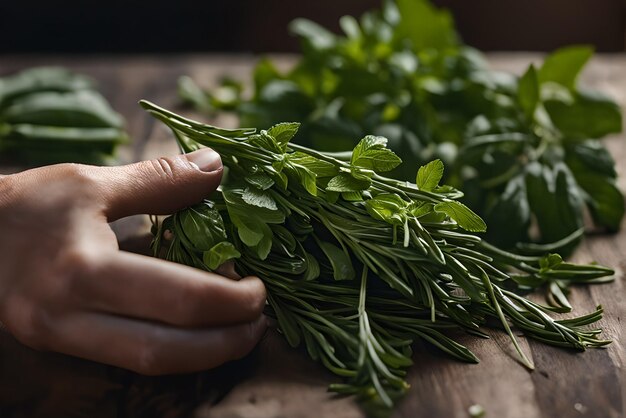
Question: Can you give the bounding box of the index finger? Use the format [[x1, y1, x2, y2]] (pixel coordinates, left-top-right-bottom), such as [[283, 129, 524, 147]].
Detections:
[[75, 251, 267, 328]]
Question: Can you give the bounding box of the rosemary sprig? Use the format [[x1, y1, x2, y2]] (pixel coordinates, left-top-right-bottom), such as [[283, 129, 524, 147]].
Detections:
[[142, 100, 613, 416]]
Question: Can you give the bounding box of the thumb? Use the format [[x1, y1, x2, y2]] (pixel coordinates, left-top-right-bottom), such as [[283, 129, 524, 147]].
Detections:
[[97, 148, 223, 221]]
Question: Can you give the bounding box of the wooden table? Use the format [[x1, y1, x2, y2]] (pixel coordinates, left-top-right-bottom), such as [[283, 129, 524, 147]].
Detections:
[[1, 54, 625, 418]]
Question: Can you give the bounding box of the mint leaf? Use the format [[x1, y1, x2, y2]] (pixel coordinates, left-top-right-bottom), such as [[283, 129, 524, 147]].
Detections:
[[326, 172, 371, 193], [434, 201, 487, 232], [351, 135, 401, 173], [242, 187, 277, 210], [367, 149, 403, 172], [267, 122, 300, 149], [203, 241, 241, 270], [247, 131, 283, 153], [416, 159, 444, 192], [539, 45, 593, 89], [351, 135, 387, 162]]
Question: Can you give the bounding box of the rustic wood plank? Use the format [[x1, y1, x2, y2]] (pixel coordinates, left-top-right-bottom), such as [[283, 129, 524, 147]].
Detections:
[[0, 54, 624, 418]]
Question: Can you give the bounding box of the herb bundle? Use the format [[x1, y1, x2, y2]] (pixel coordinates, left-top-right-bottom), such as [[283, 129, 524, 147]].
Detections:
[[143, 101, 613, 415], [0, 67, 127, 164], [179, 0, 624, 254]]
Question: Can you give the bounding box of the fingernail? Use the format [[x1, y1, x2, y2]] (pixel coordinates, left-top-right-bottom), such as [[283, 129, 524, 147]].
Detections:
[[186, 148, 222, 172]]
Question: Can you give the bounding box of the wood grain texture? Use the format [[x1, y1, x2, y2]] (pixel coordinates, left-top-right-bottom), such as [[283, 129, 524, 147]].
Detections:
[[0, 54, 624, 418]]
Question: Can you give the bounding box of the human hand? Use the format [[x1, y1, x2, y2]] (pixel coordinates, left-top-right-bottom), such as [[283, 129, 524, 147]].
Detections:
[[0, 149, 267, 375]]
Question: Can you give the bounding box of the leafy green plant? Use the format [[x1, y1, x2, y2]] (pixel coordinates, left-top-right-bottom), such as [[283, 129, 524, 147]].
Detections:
[[0, 67, 127, 164], [179, 0, 623, 254], [143, 100, 613, 416]]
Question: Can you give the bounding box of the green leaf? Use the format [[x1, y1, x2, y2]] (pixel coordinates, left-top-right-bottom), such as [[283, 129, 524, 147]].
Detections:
[[342, 191, 364, 201], [267, 122, 300, 149], [545, 90, 622, 139], [177, 76, 212, 113], [525, 162, 583, 246], [223, 186, 285, 224], [350, 135, 402, 173], [539, 45, 594, 89], [416, 159, 444, 192], [289, 18, 337, 51], [326, 172, 371, 193], [483, 175, 530, 248], [203, 241, 241, 270], [539, 253, 563, 271], [242, 187, 278, 210], [287, 152, 339, 177], [248, 131, 283, 154], [177, 202, 227, 252], [293, 165, 319, 196], [434, 201, 486, 232], [303, 252, 321, 281], [245, 173, 275, 190], [394, 0, 457, 50], [357, 149, 402, 173], [517, 64, 539, 120], [254, 232, 273, 260], [573, 171, 624, 231], [231, 213, 265, 246], [351, 135, 385, 160], [408, 202, 434, 218], [365, 194, 407, 225], [567, 141, 617, 178], [317, 240, 355, 280], [253, 58, 282, 97]]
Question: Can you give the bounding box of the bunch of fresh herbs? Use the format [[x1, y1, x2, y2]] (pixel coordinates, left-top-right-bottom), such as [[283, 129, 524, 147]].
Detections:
[[143, 100, 613, 415], [179, 0, 623, 254], [0, 67, 127, 164]]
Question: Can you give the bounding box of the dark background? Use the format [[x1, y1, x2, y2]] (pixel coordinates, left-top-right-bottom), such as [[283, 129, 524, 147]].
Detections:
[[0, 0, 625, 53]]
